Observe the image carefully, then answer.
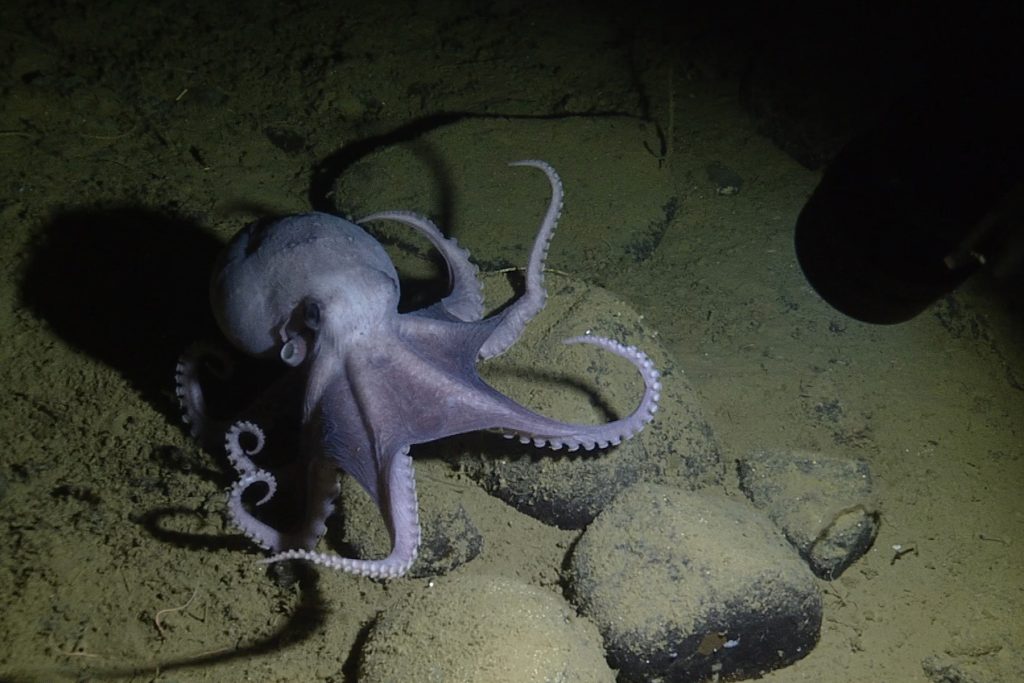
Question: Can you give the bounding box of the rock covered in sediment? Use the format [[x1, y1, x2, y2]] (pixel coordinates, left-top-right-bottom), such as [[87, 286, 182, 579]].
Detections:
[[737, 450, 879, 579], [359, 574, 614, 683], [567, 482, 822, 683], [458, 271, 722, 530]]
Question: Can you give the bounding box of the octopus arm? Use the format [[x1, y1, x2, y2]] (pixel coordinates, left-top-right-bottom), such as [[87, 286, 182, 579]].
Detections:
[[259, 444, 420, 579], [359, 210, 485, 323], [484, 335, 662, 451], [222, 420, 340, 553], [174, 342, 234, 452], [387, 323, 659, 450], [478, 160, 564, 360], [395, 315, 661, 450]]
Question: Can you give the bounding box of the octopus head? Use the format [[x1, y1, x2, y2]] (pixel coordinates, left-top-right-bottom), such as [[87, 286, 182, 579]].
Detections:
[[210, 212, 400, 367]]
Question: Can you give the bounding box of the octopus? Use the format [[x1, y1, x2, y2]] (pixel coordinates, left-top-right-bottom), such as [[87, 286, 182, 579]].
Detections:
[[175, 160, 661, 578]]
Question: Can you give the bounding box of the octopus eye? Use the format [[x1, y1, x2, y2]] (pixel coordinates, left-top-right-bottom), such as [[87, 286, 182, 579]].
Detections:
[[280, 336, 307, 367], [304, 300, 322, 330]]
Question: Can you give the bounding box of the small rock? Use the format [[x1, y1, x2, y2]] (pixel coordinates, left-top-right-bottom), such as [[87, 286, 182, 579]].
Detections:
[[737, 450, 880, 579], [262, 126, 307, 155], [706, 161, 743, 195], [922, 654, 985, 683]]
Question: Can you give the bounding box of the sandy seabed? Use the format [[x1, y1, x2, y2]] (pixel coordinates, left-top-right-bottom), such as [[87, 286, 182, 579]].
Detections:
[[1, 2, 1021, 681]]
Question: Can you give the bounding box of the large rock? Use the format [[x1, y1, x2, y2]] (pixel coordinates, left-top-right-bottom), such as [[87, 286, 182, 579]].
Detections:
[[568, 483, 822, 682], [457, 270, 721, 529], [359, 574, 614, 682]]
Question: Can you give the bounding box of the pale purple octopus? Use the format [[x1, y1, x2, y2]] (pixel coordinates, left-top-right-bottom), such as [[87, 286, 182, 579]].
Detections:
[[175, 160, 660, 579]]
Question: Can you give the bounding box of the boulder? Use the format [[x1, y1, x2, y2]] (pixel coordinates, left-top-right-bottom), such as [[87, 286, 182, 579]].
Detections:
[[458, 270, 721, 529], [359, 574, 614, 682], [568, 483, 822, 682]]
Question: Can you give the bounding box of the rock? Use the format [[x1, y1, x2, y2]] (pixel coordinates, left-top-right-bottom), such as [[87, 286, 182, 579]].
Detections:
[[567, 483, 821, 683], [737, 450, 879, 579], [359, 574, 614, 682], [335, 459, 483, 578], [706, 161, 743, 195], [457, 270, 721, 529], [922, 654, 985, 683]]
